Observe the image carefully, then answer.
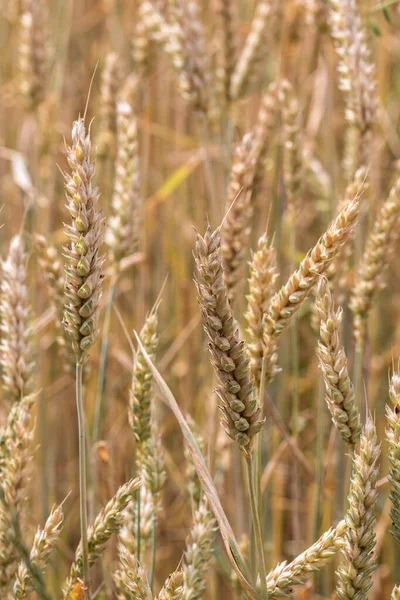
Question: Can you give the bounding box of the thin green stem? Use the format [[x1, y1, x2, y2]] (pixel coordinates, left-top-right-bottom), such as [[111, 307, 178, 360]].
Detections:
[[76, 360, 91, 600], [136, 488, 141, 562], [92, 274, 118, 443], [246, 455, 267, 596], [149, 512, 157, 590]]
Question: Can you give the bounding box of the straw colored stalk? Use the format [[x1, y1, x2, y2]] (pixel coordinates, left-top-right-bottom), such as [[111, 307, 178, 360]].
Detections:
[[221, 83, 279, 303], [18, 0, 48, 110], [262, 168, 365, 385], [63, 477, 141, 599], [316, 278, 361, 447], [265, 519, 346, 598], [0, 235, 35, 403], [194, 225, 264, 456], [335, 418, 380, 600], [14, 504, 64, 599], [245, 233, 278, 387], [230, 0, 273, 100], [386, 369, 400, 545], [350, 175, 400, 351]]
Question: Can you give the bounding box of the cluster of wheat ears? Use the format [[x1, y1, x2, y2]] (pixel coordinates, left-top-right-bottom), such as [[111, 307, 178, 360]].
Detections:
[[1, 0, 400, 598]]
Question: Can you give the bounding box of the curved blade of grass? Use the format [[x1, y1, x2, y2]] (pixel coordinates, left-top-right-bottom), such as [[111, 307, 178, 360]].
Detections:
[[134, 332, 259, 600]]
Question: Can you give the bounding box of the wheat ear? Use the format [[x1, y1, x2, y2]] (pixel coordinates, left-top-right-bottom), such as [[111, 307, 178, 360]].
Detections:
[[114, 543, 152, 600], [0, 235, 35, 403], [14, 504, 64, 599], [265, 519, 347, 598], [335, 418, 380, 600], [386, 369, 400, 545], [262, 168, 365, 385], [182, 499, 216, 600], [63, 477, 141, 598], [245, 233, 278, 387], [350, 175, 400, 351], [194, 225, 264, 455], [316, 278, 361, 447], [230, 0, 273, 100]]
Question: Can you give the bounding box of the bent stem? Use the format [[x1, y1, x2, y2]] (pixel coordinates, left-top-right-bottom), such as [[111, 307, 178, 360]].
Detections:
[[76, 360, 91, 600], [246, 455, 267, 596], [92, 273, 118, 442]]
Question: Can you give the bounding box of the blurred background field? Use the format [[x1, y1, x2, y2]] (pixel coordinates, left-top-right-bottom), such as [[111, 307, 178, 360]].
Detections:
[[1, 0, 400, 598]]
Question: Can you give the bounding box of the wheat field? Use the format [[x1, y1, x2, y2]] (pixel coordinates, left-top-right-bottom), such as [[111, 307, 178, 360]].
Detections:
[[0, 0, 400, 598]]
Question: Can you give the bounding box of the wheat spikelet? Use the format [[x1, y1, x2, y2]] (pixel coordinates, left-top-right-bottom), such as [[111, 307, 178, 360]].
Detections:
[[0, 235, 35, 403], [129, 309, 159, 464], [106, 99, 142, 270], [141, 428, 166, 507], [335, 418, 380, 600], [230, 0, 273, 100], [114, 543, 152, 600], [265, 519, 346, 597], [262, 169, 365, 384], [14, 503, 64, 599], [18, 0, 48, 110], [0, 397, 35, 592], [221, 83, 279, 302], [63, 477, 141, 598], [182, 499, 216, 600], [316, 278, 361, 447], [63, 118, 105, 360], [157, 570, 184, 600], [194, 225, 264, 456], [245, 233, 278, 387], [386, 369, 400, 545], [350, 175, 400, 351]]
